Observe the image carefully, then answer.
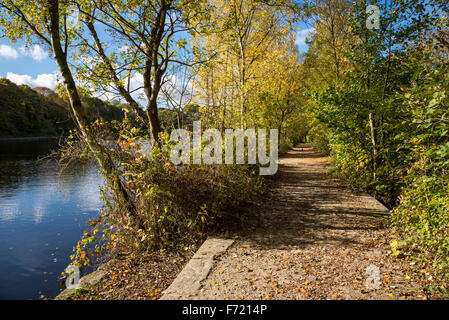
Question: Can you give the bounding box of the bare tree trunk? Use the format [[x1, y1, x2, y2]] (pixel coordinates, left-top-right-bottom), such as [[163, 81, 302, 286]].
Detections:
[[48, 0, 142, 229], [147, 98, 162, 142], [142, 1, 169, 144]]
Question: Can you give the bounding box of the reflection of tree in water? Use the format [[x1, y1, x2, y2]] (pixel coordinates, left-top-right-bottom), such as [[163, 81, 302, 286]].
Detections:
[[0, 139, 58, 193], [0, 138, 59, 160], [0, 139, 101, 194]]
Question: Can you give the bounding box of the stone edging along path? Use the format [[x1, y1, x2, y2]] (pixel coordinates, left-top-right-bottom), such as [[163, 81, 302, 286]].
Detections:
[[160, 238, 235, 300], [160, 144, 433, 300]]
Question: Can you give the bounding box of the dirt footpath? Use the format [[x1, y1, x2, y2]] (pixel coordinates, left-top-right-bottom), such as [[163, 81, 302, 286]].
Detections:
[[192, 145, 435, 300]]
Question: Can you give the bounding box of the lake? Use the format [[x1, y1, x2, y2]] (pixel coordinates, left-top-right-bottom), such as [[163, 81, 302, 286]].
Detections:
[[0, 138, 103, 300]]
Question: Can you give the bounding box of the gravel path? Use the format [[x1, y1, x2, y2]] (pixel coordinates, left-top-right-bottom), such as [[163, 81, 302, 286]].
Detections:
[[193, 144, 434, 300]]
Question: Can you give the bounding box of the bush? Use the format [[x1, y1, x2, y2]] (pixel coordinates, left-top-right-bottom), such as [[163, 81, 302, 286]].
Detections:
[[308, 122, 330, 155], [63, 119, 264, 268], [392, 174, 449, 279], [391, 75, 449, 282], [279, 138, 293, 155], [112, 136, 264, 249]]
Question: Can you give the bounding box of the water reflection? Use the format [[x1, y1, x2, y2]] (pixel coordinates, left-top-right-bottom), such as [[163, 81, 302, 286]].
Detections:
[[0, 138, 103, 299]]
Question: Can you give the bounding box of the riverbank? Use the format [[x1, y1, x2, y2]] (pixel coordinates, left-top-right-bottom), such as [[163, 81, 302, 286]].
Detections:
[[60, 240, 204, 300]]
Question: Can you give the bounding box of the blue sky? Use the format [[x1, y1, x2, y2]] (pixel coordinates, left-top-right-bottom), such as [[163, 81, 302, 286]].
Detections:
[[0, 39, 58, 89], [0, 22, 312, 92], [295, 24, 314, 54]]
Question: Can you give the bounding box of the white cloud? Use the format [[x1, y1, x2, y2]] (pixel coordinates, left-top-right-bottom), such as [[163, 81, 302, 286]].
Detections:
[[295, 27, 315, 52], [6, 71, 59, 89], [0, 204, 19, 222], [20, 45, 48, 61], [118, 46, 130, 53], [0, 45, 19, 59], [80, 54, 102, 69], [129, 72, 144, 93], [112, 72, 145, 101], [85, 71, 146, 103]]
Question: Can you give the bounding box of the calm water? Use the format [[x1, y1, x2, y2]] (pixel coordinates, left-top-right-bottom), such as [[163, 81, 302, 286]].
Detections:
[[0, 139, 103, 300]]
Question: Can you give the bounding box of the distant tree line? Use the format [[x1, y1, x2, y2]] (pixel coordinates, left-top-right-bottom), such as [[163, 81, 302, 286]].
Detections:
[[0, 77, 203, 138], [0, 78, 129, 138]]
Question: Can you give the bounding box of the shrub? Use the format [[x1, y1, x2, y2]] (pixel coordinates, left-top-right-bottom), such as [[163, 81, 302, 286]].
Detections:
[[62, 119, 264, 268], [392, 174, 449, 279]]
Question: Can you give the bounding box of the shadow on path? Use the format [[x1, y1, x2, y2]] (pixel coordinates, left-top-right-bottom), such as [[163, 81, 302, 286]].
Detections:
[[243, 144, 388, 250], [193, 144, 428, 300]]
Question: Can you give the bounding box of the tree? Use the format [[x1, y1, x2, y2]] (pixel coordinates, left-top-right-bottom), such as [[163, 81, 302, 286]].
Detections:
[[71, 0, 209, 143], [161, 66, 196, 129], [301, 0, 353, 87], [0, 0, 142, 229], [191, 0, 299, 129]]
